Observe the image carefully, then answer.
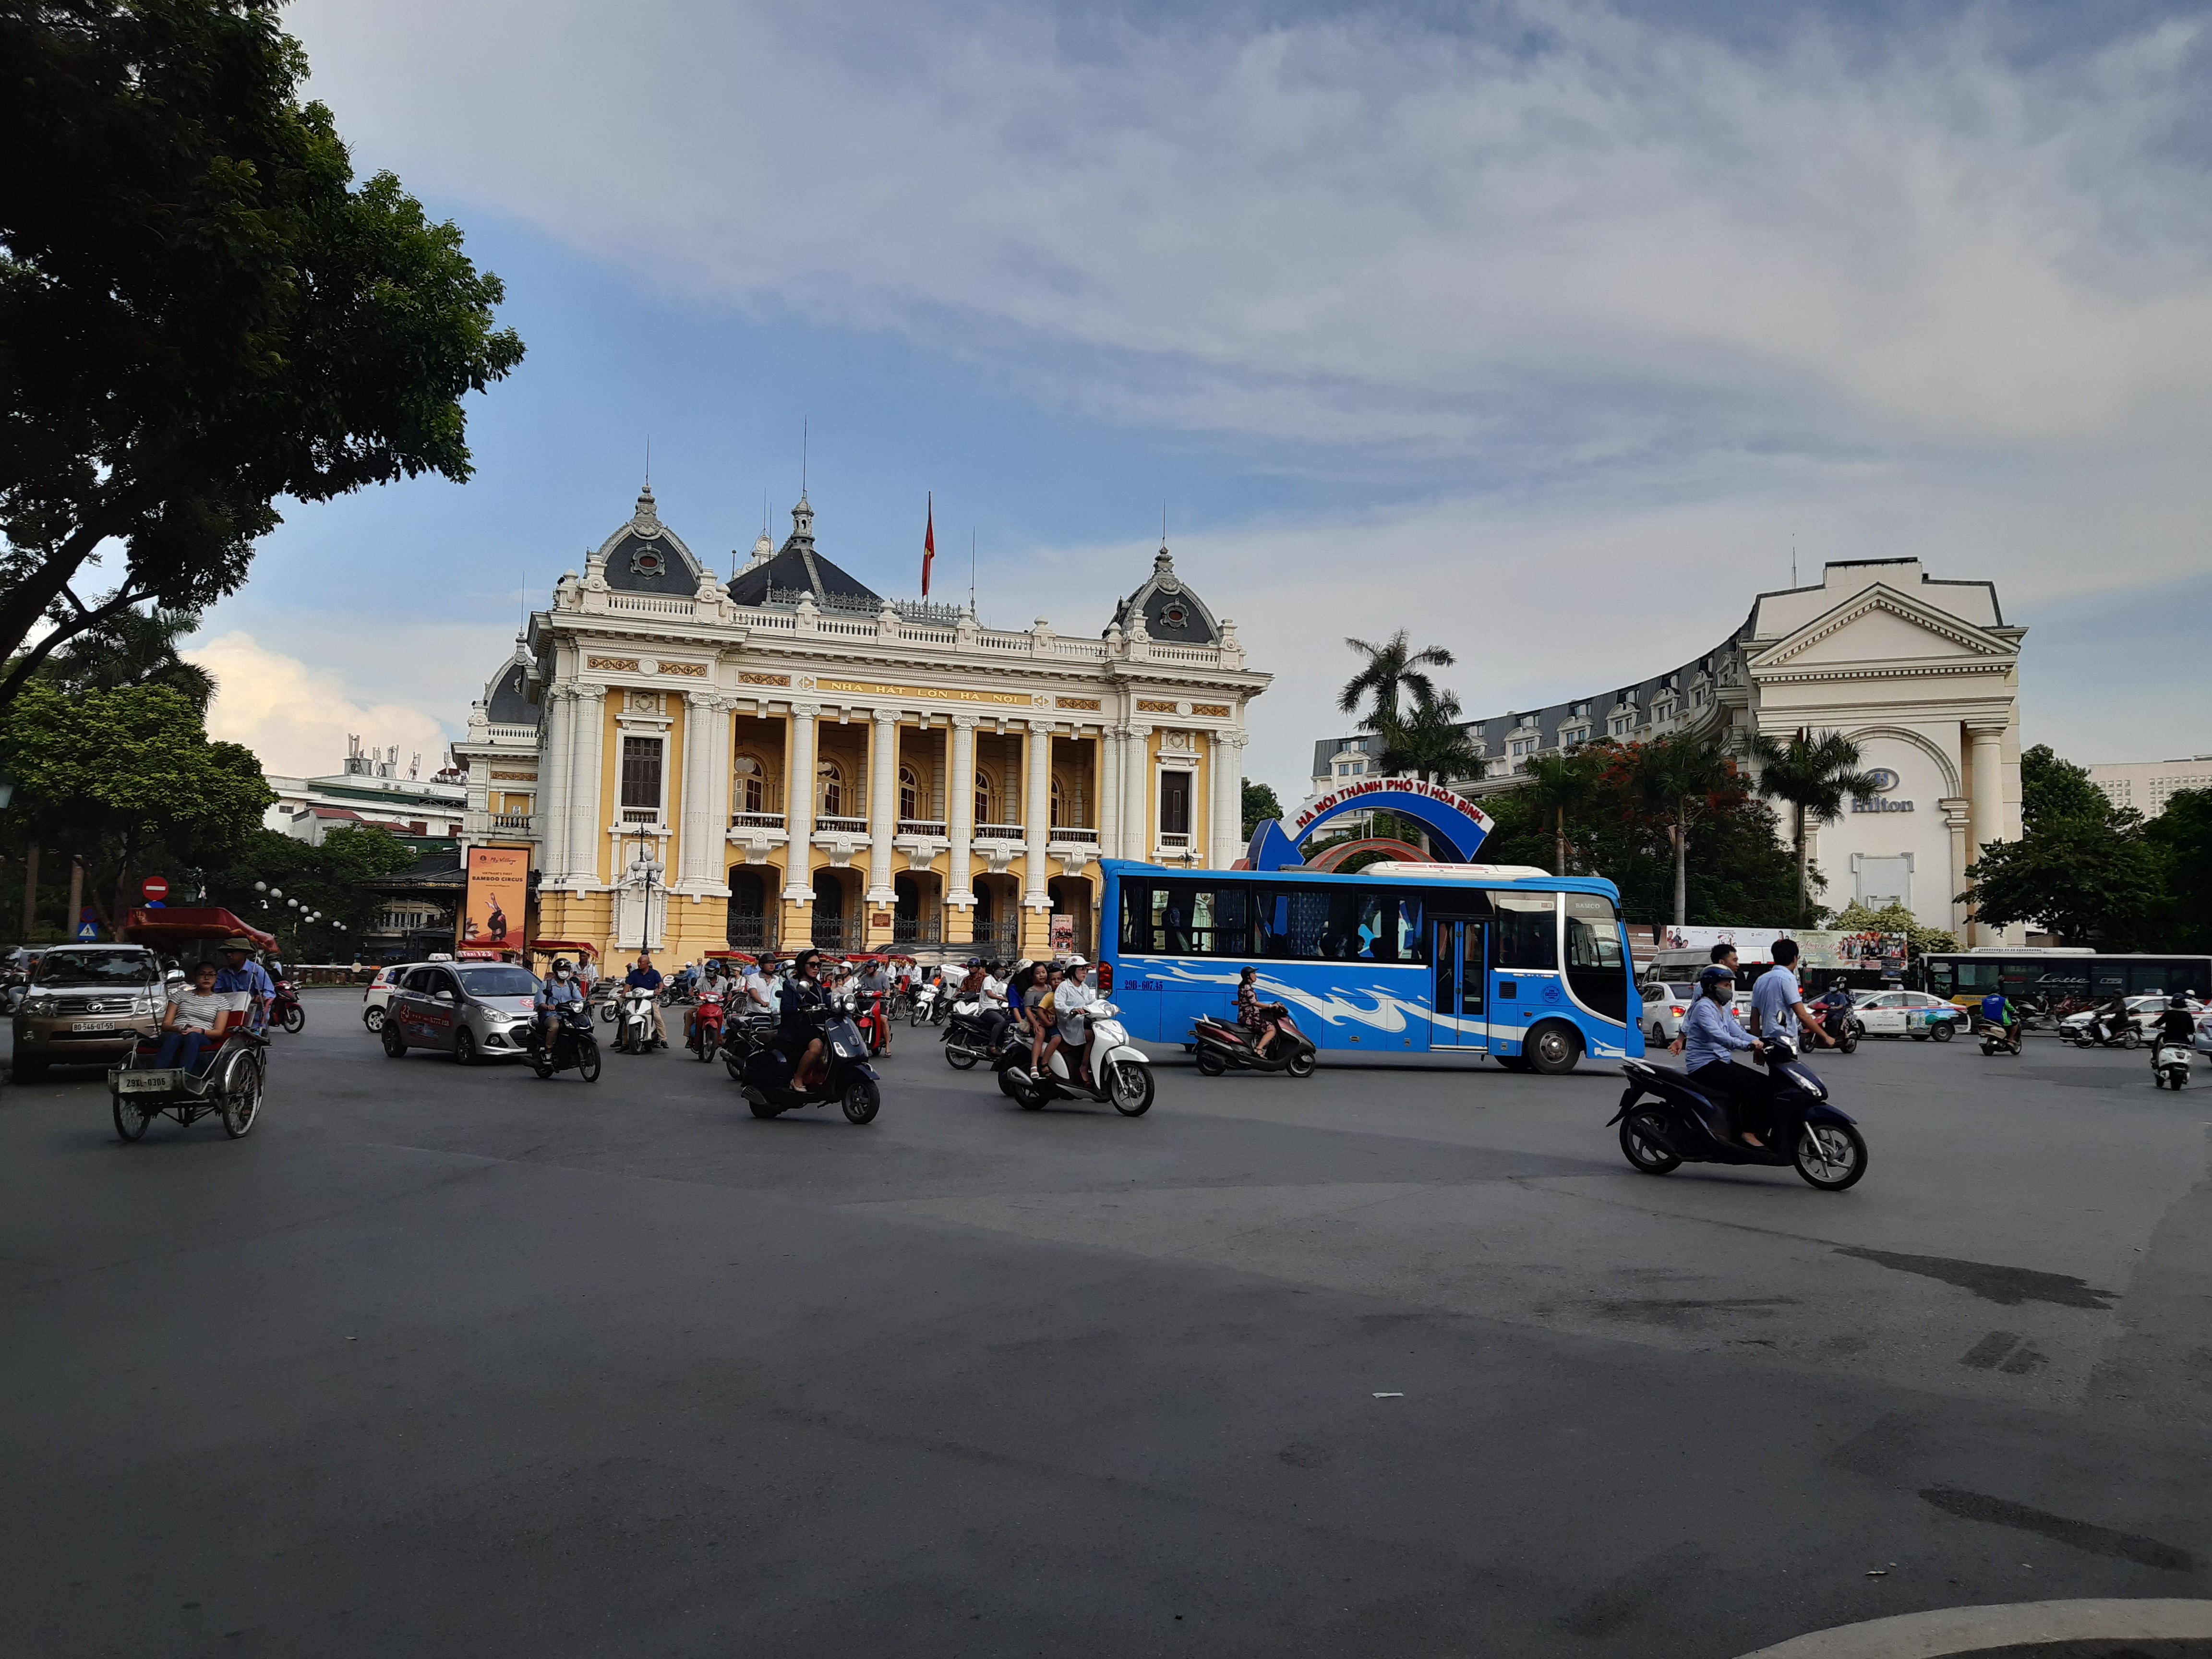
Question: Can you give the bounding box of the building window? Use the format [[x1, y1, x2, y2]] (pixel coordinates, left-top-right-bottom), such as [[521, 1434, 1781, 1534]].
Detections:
[[734, 752, 768, 814], [1050, 774, 1065, 828], [817, 758, 843, 818], [1611, 715, 1634, 736], [620, 736, 663, 815], [974, 767, 997, 825], [1159, 770, 1193, 840], [900, 764, 921, 821], [1509, 738, 1534, 758]]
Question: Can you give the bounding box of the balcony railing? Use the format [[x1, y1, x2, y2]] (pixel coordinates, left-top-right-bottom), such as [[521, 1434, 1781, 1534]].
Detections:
[[816, 815, 867, 835], [730, 812, 786, 831], [1157, 830, 1193, 850], [896, 819, 949, 838], [620, 806, 660, 826], [975, 822, 1025, 841], [1047, 825, 1099, 844], [726, 915, 780, 955], [490, 813, 534, 832]]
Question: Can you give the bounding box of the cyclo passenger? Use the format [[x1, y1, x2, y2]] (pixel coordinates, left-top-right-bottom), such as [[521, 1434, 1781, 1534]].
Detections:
[[534, 958, 586, 1051], [155, 960, 245, 1073], [780, 949, 832, 1090]]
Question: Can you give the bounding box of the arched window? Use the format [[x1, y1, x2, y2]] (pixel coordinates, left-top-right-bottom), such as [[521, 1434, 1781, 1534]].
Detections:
[[974, 767, 996, 826], [1050, 774, 1065, 829], [733, 752, 767, 815], [817, 758, 843, 818], [899, 764, 921, 822]]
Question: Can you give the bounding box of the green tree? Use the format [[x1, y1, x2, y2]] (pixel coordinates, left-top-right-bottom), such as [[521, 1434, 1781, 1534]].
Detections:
[[1240, 778, 1283, 842], [1962, 744, 2161, 948], [2146, 788, 2212, 952], [0, 681, 271, 925], [28, 604, 214, 709], [1829, 899, 1956, 958], [204, 825, 416, 958], [1743, 728, 1883, 924], [1368, 689, 1483, 784], [1336, 630, 1454, 730], [1625, 734, 1738, 926], [1523, 749, 1606, 875], [0, 0, 524, 708]]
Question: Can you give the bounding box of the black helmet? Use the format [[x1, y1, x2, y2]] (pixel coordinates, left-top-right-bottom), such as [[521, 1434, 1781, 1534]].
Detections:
[[1697, 964, 1736, 994], [2173, 994, 2190, 1009]]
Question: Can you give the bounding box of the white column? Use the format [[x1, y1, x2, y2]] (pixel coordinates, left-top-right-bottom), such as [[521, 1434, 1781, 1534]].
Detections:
[[1023, 719, 1052, 907], [706, 696, 733, 894], [782, 704, 818, 901], [1967, 722, 2007, 943], [676, 691, 712, 891], [569, 685, 606, 888], [1940, 798, 1972, 941], [1207, 732, 1234, 868], [541, 687, 572, 883], [1123, 724, 1152, 859], [1098, 726, 1122, 866], [948, 714, 977, 907], [866, 709, 899, 904]]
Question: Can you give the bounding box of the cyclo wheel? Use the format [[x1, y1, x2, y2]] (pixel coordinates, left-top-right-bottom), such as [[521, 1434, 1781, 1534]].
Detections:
[[220, 1053, 263, 1139], [112, 1083, 154, 1142]]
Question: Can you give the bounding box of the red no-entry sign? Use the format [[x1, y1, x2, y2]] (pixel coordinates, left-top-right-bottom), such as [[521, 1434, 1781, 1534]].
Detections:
[[141, 877, 169, 902]]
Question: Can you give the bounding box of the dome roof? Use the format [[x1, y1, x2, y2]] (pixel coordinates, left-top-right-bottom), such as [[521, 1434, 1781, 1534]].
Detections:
[[480, 637, 537, 724], [728, 493, 881, 609], [1106, 543, 1219, 645], [593, 485, 706, 594]]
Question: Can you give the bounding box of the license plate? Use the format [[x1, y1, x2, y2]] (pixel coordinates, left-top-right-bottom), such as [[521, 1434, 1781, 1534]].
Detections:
[[120, 1070, 176, 1093], [72, 1020, 120, 1032]]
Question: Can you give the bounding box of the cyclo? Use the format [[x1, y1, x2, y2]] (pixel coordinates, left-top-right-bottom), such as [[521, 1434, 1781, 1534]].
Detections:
[[106, 908, 273, 1142]]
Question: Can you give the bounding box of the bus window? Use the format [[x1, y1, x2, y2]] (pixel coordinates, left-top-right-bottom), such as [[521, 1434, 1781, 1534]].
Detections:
[[1563, 893, 1628, 1023], [1371, 891, 1423, 963], [1494, 893, 1558, 971]]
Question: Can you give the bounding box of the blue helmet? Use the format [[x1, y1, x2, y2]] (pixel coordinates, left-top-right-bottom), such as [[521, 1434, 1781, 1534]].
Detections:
[[1697, 964, 1736, 995]]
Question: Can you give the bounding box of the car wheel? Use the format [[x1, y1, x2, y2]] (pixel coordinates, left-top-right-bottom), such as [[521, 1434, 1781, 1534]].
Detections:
[[381, 1023, 407, 1059], [1525, 1022, 1582, 1076], [1931, 1020, 1954, 1043], [1648, 1022, 1666, 1045], [453, 1028, 479, 1066], [363, 1006, 386, 1034], [12, 1058, 45, 1083]]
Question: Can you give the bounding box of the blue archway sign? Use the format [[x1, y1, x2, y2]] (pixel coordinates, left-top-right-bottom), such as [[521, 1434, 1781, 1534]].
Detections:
[[1246, 779, 1496, 870]]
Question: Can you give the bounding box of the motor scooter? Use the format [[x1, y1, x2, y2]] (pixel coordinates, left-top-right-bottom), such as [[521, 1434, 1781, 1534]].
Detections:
[[687, 990, 726, 1061], [272, 978, 306, 1034], [909, 981, 941, 1026], [1190, 1009, 1318, 1077], [1610, 1038, 1866, 1191], [1979, 1021, 2023, 1057], [2153, 1040, 2193, 1091], [528, 1004, 602, 1082], [1004, 1000, 1154, 1116], [733, 1005, 881, 1123], [1811, 1001, 1860, 1054], [614, 984, 660, 1054], [941, 998, 1004, 1070], [855, 991, 891, 1056]]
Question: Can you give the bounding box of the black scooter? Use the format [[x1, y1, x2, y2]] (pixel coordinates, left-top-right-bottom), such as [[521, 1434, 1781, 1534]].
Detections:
[[730, 1006, 881, 1124], [528, 1005, 602, 1082], [1610, 1040, 1866, 1190], [1190, 1010, 1318, 1077], [1810, 1001, 1861, 1054]]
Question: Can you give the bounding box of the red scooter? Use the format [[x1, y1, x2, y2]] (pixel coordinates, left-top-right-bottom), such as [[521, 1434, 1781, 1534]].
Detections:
[[272, 978, 305, 1034], [855, 992, 891, 1057], [687, 989, 728, 1062]]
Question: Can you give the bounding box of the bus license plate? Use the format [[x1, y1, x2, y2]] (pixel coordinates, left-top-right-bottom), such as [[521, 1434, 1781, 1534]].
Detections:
[[72, 1020, 120, 1032], [120, 1071, 175, 1092]]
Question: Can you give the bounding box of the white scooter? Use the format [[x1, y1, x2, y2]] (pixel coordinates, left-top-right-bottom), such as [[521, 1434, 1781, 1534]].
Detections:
[[614, 984, 661, 1054], [2153, 1040, 2193, 1091], [1005, 1000, 1154, 1116]]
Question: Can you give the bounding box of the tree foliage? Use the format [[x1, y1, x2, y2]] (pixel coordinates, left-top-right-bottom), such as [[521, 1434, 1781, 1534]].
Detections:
[[2146, 788, 2212, 953], [1240, 778, 1283, 842], [0, 0, 524, 707], [1367, 689, 1483, 784], [0, 680, 270, 925], [1964, 745, 2163, 948], [203, 825, 416, 957], [1743, 729, 1882, 924], [1337, 630, 1453, 728], [1829, 899, 1955, 958], [28, 603, 213, 709]]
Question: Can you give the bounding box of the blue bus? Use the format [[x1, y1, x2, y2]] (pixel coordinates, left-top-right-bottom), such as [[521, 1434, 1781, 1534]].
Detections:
[[1096, 858, 1643, 1074]]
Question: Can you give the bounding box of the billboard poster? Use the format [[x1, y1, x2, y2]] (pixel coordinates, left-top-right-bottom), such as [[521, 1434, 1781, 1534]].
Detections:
[[1653, 925, 1791, 962], [1794, 929, 1909, 974], [462, 846, 529, 951]]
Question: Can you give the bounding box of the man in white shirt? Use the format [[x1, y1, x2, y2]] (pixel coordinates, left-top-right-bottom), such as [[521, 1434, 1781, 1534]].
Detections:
[[1748, 939, 1830, 1048], [740, 962, 774, 1019]]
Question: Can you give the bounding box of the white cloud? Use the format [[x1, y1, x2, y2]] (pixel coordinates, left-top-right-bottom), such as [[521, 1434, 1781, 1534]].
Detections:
[[188, 632, 454, 779]]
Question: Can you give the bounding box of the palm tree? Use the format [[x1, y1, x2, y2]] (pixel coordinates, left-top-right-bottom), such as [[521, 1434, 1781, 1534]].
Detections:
[[1523, 748, 1606, 875], [1338, 631, 1455, 730], [1626, 734, 1736, 926], [31, 607, 214, 711], [1369, 690, 1483, 786], [1744, 728, 1884, 923]]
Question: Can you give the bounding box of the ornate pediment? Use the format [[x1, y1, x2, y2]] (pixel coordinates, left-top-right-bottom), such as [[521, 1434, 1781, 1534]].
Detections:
[[1750, 584, 2015, 675]]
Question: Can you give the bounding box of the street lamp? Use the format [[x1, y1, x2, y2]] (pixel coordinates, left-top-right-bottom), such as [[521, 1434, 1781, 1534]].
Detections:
[[623, 827, 666, 954]]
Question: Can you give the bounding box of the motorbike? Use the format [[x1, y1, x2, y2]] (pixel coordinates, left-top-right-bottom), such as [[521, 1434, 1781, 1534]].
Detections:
[[2068, 1013, 2142, 1049], [2153, 1040, 2193, 1091], [909, 981, 942, 1026], [1004, 999, 1154, 1116], [614, 984, 661, 1054], [1611, 1039, 1867, 1191], [1190, 1008, 1318, 1077], [1810, 1002, 1860, 1054], [730, 1004, 881, 1124], [854, 991, 892, 1057], [687, 990, 727, 1062], [1979, 1021, 2024, 1057], [528, 1004, 602, 1082], [272, 977, 306, 1034]]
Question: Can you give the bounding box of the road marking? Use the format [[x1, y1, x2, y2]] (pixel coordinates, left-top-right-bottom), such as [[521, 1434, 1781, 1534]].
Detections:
[[1737, 1597, 2212, 1657]]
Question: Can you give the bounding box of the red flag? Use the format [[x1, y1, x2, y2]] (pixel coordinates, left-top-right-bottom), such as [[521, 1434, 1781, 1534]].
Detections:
[[922, 493, 935, 597]]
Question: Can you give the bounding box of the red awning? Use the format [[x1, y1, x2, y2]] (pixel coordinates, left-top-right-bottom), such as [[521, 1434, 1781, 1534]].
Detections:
[[703, 950, 757, 963], [120, 907, 279, 952], [524, 940, 600, 959]]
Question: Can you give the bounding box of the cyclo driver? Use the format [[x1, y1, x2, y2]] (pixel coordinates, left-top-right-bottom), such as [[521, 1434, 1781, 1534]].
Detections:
[[534, 959, 586, 1051]]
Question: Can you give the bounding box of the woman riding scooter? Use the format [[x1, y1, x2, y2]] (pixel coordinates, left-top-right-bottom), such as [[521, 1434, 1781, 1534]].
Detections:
[[780, 950, 832, 1090], [1237, 966, 1285, 1059]]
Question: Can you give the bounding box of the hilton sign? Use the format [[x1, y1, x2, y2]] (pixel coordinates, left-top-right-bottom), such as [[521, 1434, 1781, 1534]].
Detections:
[[1850, 767, 1913, 813]]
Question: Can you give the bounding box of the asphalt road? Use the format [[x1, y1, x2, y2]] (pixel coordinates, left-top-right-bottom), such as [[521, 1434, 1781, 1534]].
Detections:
[[3, 997, 2209, 1658]]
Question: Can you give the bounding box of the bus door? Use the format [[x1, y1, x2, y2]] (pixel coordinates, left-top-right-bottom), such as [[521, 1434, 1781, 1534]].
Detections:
[[1431, 917, 1489, 1051]]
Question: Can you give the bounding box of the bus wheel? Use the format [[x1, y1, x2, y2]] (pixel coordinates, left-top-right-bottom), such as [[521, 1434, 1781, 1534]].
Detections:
[[1525, 1022, 1582, 1076]]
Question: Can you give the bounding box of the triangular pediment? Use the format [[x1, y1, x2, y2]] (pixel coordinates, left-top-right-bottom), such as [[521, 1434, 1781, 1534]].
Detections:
[[1751, 584, 2013, 672]]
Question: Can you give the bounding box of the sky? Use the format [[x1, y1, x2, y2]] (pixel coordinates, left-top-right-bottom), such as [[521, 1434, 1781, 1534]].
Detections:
[[188, 0, 2212, 796]]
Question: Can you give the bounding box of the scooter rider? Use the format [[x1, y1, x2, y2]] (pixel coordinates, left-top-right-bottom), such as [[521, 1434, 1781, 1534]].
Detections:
[[1236, 965, 1281, 1059], [2154, 995, 2197, 1051], [534, 958, 586, 1050], [780, 949, 832, 1090], [2090, 992, 2133, 1047], [625, 953, 668, 1049], [1981, 988, 2020, 1047], [1048, 957, 1098, 1088], [1748, 939, 1831, 1049], [1682, 963, 1768, 1148]]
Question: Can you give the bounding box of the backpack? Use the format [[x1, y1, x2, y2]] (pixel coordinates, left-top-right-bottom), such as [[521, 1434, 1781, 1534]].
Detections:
[[1981, 993, 2006, 1022]]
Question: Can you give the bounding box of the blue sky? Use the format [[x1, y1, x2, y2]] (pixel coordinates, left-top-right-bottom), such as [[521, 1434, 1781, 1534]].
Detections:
[[194, 0, 2212, 793]]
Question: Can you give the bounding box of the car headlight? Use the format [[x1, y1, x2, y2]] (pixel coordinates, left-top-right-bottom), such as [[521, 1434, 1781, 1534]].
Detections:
[[22, 996, 53, 1017]]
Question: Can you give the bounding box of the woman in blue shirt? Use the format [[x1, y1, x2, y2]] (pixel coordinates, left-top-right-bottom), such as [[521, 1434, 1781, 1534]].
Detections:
[[1681, 964, 1767, 1147]]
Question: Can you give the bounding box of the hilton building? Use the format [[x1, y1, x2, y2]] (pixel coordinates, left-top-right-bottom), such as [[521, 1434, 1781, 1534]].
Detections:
[[1313, 558, 2027, 943], [449, 487, 1269, 962]]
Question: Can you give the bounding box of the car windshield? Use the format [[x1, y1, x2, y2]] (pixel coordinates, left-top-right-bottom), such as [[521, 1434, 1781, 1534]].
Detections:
[[456, 966, 540, 998], [1667, 983, 1695, 998], [34, 950, 157, 987]]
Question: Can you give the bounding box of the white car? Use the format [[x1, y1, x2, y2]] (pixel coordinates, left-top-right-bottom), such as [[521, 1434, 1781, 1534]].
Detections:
[[1636, 978, 1750, 1045], [1851, 988, 1965, 1041], [361, 962, 428, 1034]]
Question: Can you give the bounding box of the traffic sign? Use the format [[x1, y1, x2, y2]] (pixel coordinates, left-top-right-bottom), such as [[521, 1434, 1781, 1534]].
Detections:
[[76, 922, 97, 940], [141, 876, 169, 902]]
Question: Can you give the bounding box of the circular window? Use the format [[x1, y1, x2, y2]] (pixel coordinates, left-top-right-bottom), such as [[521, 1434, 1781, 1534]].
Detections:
[[629, 548, 666, 578], [1160, 603, 1188, 629]]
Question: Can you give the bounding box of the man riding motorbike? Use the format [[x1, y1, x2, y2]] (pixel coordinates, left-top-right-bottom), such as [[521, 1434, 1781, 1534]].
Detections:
[[625, 953, 668, 1049], [1670, 942, 1740, 1058], [1980, 989, 2020, 1048], [779, 949, 832, 1090], [1681, 963, 1768, 1148], [534, 958, 587, 1051]]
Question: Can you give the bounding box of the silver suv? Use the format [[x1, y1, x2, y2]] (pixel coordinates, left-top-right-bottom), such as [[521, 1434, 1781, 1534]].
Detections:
[[12, 944, 165, 1081], [382, 961, 543, 1065]]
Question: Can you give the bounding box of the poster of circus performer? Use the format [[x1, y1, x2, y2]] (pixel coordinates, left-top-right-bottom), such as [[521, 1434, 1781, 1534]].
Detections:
[[462, 846, 529, 951]]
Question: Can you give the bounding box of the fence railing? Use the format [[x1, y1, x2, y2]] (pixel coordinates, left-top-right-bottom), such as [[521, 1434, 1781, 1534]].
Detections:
[[490, 813, 534, 832], [1047, 825, 1099, 844], [891, 916, 943, 944], [896, 819, 948, 838], [730, 811, 786, 831], [974, 822, 1025, 841], [725, 916, 780, 955], [811, 915, 865, 951], [815, 815, 867, 836]]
